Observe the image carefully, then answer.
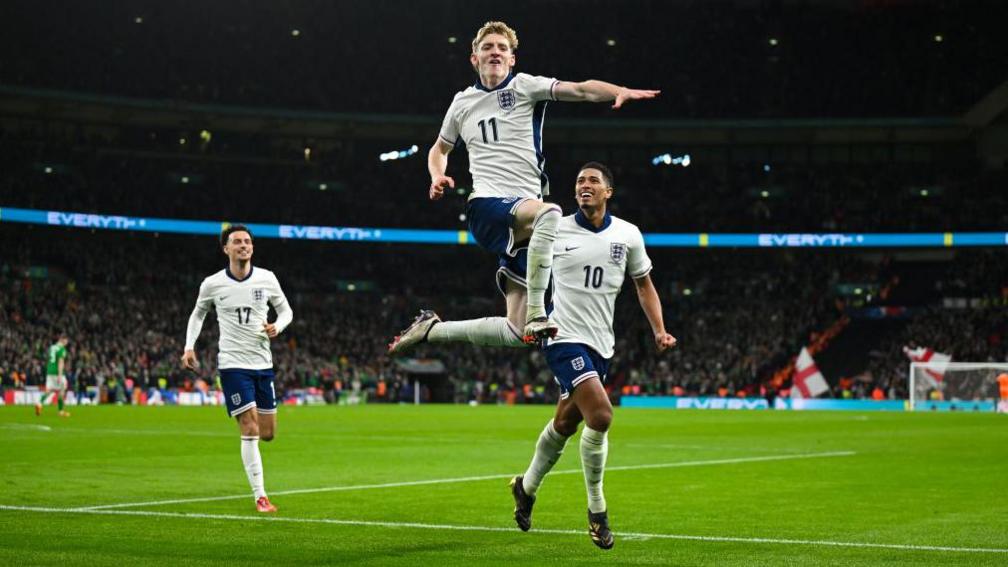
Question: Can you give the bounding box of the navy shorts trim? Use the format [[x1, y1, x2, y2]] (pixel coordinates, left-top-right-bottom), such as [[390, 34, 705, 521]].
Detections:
[[220, 368, 278, 417], [467, 197, 534, 296], [545, 343, 610, 400]]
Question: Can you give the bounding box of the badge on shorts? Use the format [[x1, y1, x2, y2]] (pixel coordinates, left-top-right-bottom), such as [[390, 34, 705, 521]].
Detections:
[[572, 356, 586, 371], [231, 393, 241, 406], [497, 89, 516, 111], [610, 242, 627, 264], [252, 289, 264, 302]]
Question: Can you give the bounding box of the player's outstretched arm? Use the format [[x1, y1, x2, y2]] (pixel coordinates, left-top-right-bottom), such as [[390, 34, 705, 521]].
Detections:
[[553, 80, 660, 109], [427, 139, 455, 201], [632, 273, 677, 352]]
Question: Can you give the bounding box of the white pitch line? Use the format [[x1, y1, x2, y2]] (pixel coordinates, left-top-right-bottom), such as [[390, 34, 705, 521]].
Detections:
[[0, 424, 52, 432], [77, 451, 855, 511], [0, 505, 1004, 555]]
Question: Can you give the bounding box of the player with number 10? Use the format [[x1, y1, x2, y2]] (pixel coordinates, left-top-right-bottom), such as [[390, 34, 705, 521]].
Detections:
[[388, 20, 660, 354]]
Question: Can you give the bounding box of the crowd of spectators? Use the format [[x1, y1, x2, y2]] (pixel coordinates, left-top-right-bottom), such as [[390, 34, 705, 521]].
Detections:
[[2, 1, 1004, 119], [4, 225, 1002, 405]]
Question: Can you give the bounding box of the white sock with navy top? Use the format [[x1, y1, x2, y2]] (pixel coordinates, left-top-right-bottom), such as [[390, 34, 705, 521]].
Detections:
[[241, 435, 266, 499], [525, 205, 562, 320], [427, 317, 525, 347], [580, 426, 609, 513], [522, 419, 570, 496]]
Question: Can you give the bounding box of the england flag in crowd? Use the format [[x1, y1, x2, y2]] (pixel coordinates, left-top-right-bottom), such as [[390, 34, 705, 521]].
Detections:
[[791, 347, 830, 398], [903, 346, 952, 388]]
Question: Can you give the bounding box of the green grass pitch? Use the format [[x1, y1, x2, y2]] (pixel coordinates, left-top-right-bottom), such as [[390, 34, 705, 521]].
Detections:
[[1, 404, 1005, 566]]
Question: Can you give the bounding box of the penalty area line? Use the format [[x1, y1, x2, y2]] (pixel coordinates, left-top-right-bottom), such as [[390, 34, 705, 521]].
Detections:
[[0, 505, 1004, 555], [75, 451, 855, 511]]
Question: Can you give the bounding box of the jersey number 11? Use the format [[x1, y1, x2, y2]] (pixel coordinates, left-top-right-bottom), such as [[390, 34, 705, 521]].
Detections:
[[478, 118, 499, 143]]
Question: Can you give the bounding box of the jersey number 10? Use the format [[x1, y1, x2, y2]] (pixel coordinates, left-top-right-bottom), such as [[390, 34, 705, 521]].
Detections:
[[583, 265, 604, 289]]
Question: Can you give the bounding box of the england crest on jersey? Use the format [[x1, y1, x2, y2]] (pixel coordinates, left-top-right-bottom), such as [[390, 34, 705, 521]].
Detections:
[[610, 242, 627, 265], [252, 289, 264, 302], [497, 89, 516, 112]]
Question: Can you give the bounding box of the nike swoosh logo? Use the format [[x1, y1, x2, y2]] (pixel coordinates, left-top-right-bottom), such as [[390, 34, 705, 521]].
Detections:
[[565, 246, 580, 252]]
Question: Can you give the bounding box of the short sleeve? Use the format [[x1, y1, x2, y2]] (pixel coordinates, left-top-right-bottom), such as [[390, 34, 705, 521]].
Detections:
[[627, 226, 653, 279], [437, 96, 462, 147], [515, 73, 558, 102], [268, 273, 289, 309]]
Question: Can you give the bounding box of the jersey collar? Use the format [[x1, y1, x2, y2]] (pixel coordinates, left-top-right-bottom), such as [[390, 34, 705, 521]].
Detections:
[[474, 73, 515, 93], [225, 265, 254, 282], [574, 210, 612, 233]]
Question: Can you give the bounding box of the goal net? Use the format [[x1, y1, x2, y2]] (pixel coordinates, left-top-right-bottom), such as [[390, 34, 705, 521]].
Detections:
[[909, 361, 1008, 412]]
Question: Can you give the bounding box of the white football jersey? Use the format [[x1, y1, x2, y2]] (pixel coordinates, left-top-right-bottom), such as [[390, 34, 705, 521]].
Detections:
[[185, 266, 291, 370], [438, 72, 558, 199], [549, 212, 653, 358]]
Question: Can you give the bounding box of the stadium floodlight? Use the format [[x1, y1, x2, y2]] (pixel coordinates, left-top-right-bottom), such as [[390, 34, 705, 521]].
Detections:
[[909, 361, 1008, 411], [180, 176, 190, 184], [291, 29, 301, 37], [933, 34, 943, 43], [44, 166, 53, 174], [448, 36, 457, 44], [769, 37, 778, 46], [134, 16, 143, 24], [651, 153, 690, 167], [318, 183, 328, 191], [606, 39, 616, 47], [379, 144, 420, 162]]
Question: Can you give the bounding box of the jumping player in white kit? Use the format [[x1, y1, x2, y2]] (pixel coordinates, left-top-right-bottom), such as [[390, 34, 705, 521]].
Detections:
[[388, 21, 660, 354], [181, 224, 293, 513], [509, 162, 676, 549]]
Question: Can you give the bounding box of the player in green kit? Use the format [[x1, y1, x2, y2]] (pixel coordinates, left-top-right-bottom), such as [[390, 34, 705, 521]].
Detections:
[[36, 334, 70, 417]]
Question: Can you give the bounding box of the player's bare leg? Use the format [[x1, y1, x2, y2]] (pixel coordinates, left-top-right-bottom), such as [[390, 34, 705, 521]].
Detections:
[[513, 200, 562, 343], [237, 408, 276, 512], [257, 412, 276, 442]]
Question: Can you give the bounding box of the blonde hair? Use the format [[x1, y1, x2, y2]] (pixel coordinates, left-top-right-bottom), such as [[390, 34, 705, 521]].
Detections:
[[471, 21, 518, 54]]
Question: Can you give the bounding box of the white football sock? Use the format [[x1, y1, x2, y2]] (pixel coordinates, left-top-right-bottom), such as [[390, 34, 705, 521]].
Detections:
[[580, 426, 609, 514], [426, 317, 525, 347], [241, 435, 266, 499], [525, 205, 562, 320], [522, 419, 570, 496]]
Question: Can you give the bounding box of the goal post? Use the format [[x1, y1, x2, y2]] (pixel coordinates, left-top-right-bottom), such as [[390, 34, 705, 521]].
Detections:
[[908, 361, 1008, 412]]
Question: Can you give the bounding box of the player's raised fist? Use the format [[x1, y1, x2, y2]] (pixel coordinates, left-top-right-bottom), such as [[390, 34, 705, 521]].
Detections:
[[655, 332, 677, 352], [429, 175, 454, 200]]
